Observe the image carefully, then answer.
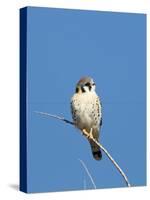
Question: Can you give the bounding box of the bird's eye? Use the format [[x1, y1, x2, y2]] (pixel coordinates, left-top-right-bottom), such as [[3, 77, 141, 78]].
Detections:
[[92, 83, 95, 86], [85, 82, 90, 87], [84, 82, 92, 91]]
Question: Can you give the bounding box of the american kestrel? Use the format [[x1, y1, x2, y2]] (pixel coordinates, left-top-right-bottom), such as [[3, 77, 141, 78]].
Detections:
[[71, 77, 102, 160]]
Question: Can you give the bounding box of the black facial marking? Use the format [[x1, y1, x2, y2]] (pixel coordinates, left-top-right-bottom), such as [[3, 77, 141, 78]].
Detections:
[[81, 86, 86, 93], [75, 87, 79, 93], [85, 82, 90, 87], [85, 82, 92, 91]]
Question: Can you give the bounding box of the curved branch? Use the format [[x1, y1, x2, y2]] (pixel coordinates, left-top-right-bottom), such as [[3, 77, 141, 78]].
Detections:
[[82, 129, 131, 187], [35, 111, 131, 187], [35, 111, 74, 125]]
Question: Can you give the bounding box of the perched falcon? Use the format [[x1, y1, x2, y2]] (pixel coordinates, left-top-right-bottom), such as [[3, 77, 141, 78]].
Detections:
[[71, 77, 102, 160]]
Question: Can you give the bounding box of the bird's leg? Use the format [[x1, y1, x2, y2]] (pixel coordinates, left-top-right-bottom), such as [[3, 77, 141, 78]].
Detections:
[[82, 128, 94, 140], [82, 129, 89, 138], [89, 128, 94, 140]]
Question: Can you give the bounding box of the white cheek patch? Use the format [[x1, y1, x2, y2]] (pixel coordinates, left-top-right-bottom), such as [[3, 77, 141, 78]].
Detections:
[[83, 85, 96, 92], [83, 86, 90, 92], [91, 85, 96, 92]]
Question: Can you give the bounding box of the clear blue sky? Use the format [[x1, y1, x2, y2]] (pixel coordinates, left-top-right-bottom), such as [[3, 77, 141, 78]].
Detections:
[[26, 7, 146, 193]]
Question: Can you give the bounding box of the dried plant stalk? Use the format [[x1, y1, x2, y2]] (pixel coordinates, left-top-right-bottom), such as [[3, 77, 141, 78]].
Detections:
[[35, 111, 131, 187]]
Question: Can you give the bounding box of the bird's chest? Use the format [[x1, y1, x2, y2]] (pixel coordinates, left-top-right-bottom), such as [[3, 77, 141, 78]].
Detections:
[[72, 93, 100, 129]]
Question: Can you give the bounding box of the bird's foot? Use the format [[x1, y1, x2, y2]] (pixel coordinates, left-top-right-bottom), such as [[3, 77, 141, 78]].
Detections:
[[89, 128, 94, 140], [82, 128, 94, 140]]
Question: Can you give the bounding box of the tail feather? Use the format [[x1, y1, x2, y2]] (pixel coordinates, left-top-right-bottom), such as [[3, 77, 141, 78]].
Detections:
[[92, 149, 102, 160], [89, 140, 102, 161]]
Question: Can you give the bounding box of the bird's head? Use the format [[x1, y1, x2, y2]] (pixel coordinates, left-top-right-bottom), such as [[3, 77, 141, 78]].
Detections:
[[75, 76, 96, 94]]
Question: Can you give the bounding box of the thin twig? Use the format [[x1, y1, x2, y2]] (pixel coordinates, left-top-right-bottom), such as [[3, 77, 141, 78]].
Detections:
[[35, 111, 74, 125], [35, 111, 131, 187], [82, 129, 131, 187], [78, 159, 96, 189]]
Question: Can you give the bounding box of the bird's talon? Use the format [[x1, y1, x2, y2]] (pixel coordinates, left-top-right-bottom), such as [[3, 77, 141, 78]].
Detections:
[[82, 129, 89, 138], [89, 128, 94, 140]]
